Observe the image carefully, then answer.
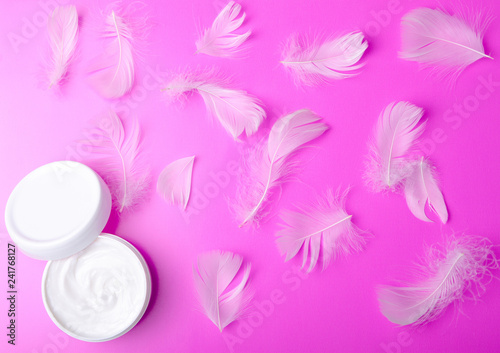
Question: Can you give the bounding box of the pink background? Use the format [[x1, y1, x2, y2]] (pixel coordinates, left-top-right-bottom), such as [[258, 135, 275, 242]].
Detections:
[[1, 0, 500, 352]]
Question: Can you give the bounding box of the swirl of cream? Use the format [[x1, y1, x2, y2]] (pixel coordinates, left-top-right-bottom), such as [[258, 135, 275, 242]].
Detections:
[[43, 236, 148, 340]]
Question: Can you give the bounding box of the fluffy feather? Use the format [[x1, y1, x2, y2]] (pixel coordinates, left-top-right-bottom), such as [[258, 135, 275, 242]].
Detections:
[[194, 250, 252, 331], [47, 5, 78, 88], [378, 235, 497, 326], [89, 7, 139, 99], [400, 8, 493, 77], [404, 157, 448, 223], [235, 110, 329, 227], [196, 1, 250, 57], [83, 111, 150, 212], [163, 72, 265, 139], [157, 156, 195, 210], [365, 102, 425, 192], [276, 188, 367, 272], [281, 31, 368, 86]]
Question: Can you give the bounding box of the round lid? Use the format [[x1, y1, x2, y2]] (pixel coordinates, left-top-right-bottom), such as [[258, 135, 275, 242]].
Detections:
[[5, 161, 111, 260]]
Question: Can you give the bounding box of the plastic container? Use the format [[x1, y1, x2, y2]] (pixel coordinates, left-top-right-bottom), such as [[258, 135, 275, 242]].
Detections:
[[5, 161, 151, 342]]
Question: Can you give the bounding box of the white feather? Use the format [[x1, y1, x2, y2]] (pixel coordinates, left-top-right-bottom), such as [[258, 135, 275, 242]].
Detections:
[[157, 156, 195, 210], [89, 9, 136, 99], [404, 157, 448, 223], [163, 71, 266, 139], [400, 7, 493, 77], [194, 250, 252, 331], [82, 111, 150, 213], [281, 31, 368, 86], [234, 110, 329, 227], [276, 188, 367, 273], [47, 5, 78, 87], [196, 1, 250, 57], [378, 235, 497, 326], [365, 102, 425, 192]]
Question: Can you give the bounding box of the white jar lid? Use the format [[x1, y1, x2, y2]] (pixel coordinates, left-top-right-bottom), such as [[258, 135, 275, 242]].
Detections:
[[5, 161, 111, 260]]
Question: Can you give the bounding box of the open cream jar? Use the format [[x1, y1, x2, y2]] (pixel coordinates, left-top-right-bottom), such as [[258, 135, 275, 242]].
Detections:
[[5, 161, 151, 342]]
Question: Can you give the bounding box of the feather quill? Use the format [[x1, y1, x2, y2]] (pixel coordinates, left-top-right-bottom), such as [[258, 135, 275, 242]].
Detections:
[[157, 156, 195, 210], [83, 111, 150, 212], [194, 250, 252, 331], [404, 157, 448, 223], [400, 8, 493, 77], [276, 188, 367, 272], [47, 5, 78, 88], [89, 8, 138, 99], [281, 31, 368, 86], [378, 235, 497, 326], [365, 102, 425, 192], [234, 110, 329, 227], [163, 72, 265, 139], [196, 1, 250, 57]]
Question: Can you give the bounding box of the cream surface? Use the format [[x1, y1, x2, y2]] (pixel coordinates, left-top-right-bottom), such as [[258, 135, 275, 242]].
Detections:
[[44, 236, 148, 340]]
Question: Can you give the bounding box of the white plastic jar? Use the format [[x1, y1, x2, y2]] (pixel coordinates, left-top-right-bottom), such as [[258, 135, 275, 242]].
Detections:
[[5, 161, 151, 342]]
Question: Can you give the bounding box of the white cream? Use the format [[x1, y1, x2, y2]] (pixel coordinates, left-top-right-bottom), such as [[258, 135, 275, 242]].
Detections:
[[43, 235, 149, 341]]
